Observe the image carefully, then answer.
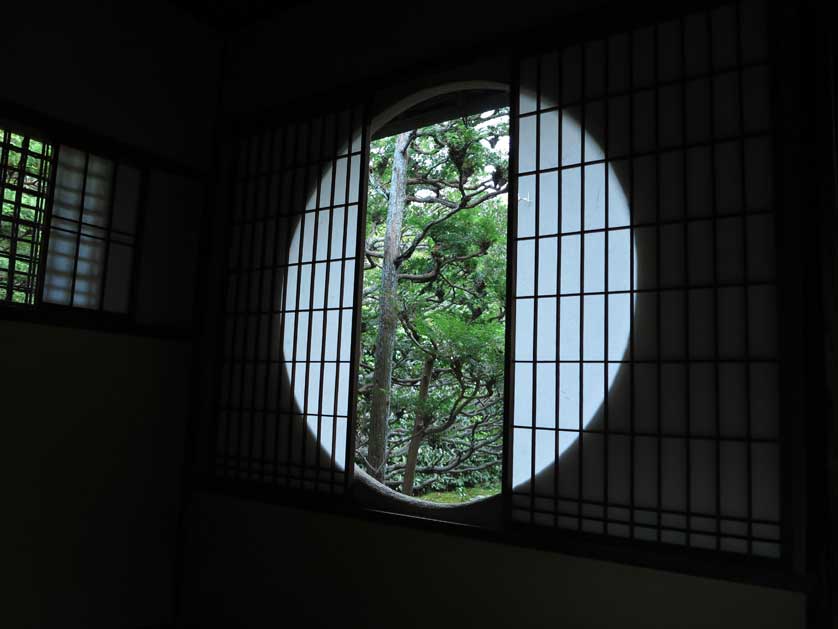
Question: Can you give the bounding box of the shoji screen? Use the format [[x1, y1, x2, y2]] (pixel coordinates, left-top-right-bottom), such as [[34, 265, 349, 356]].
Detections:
[[510, 1, 780, 557], [214, 107, 366, 494], [43, 146, 142, 312]]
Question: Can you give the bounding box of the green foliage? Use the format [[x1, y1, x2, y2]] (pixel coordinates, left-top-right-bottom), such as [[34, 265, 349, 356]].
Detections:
[[357, 109, 509, 499], [0, 127, 52, 304]]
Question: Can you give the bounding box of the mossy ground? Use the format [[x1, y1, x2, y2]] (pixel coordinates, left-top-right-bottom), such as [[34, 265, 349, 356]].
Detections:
[[418, 483, 501, 504]]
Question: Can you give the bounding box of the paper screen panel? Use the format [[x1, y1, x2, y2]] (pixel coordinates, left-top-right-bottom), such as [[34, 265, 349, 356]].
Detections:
[[43, 147, 141, 312], [215, 107, 366, 495], [510, 1, 780, 558]]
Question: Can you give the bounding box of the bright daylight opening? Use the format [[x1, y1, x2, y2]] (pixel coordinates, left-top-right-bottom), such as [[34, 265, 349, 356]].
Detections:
[[0, 129, 53, 305], [274, 89, 635, 505], [355, 105, 509, 503]]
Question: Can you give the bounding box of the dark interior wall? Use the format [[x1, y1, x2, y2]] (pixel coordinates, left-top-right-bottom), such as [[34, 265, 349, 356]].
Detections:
[[1, 0, 218, 170], [9, 323, 192, 629], [220, 0, 602, 116], [136, 170, 207, 331], [180, 2, 810, 628], [182, 492, 805, 629], [2, 2, 220, 627]]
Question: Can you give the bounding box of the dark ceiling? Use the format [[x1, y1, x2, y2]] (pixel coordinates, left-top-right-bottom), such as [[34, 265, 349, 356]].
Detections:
[[168, 0, 310, 31]]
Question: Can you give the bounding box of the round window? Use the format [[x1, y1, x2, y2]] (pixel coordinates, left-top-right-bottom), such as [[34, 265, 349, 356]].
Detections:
[[274, 81, 635, 517]]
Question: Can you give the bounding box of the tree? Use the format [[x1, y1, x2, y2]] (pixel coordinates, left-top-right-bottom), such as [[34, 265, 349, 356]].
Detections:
[[0, 131, 52, 304], [356, 108, 509, 498]]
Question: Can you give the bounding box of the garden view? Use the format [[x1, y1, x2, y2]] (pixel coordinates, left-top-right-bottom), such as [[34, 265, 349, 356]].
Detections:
[[355, 107, 509, 502]]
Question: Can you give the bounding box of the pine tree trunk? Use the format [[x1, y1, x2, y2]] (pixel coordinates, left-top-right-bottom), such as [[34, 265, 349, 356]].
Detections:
[[367, 131, 411, 481], [402, 354, 435, 495]]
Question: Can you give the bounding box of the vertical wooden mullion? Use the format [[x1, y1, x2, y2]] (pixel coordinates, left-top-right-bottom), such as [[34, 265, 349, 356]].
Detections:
[[288, 121, 310, 488], [318, 113, 339, 493], [68, 150, 90, 308], [578, 43, 587, 534], [247, 131, 273, 482], [310, 116, 329, 491], [602, 35, 611, 534], [237, 134, 262, 480], [530, 57, 541, 525], [301, 120, 323, 488], [705, 9, 723, 552], [345, 104, 370, 489], [680, 14, 693, 547], [225, 135, 252, 478], [275, 123, 299, 486], [35, 142, 59, 307], [503, 57, 521, 523], [733, 1, 755, 557], [0, 132, 11, 302], [628, 25, 637, 543], [97, 159, 119, 312], [7, 136, 30, 303], [208, 134, 238, 480], [653, 20, 663, 545], [260, 127, 283, 484], [126, 167, 149, 318], [554, 49, 564, 529]]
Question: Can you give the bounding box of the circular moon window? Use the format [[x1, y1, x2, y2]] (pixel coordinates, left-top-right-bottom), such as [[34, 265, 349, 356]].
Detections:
[[278, 82, 635, 508]]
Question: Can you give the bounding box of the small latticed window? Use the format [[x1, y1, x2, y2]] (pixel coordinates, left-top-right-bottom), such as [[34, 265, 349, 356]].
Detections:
[[0, 128, 54, 305], [0, 122, 143, 314]]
